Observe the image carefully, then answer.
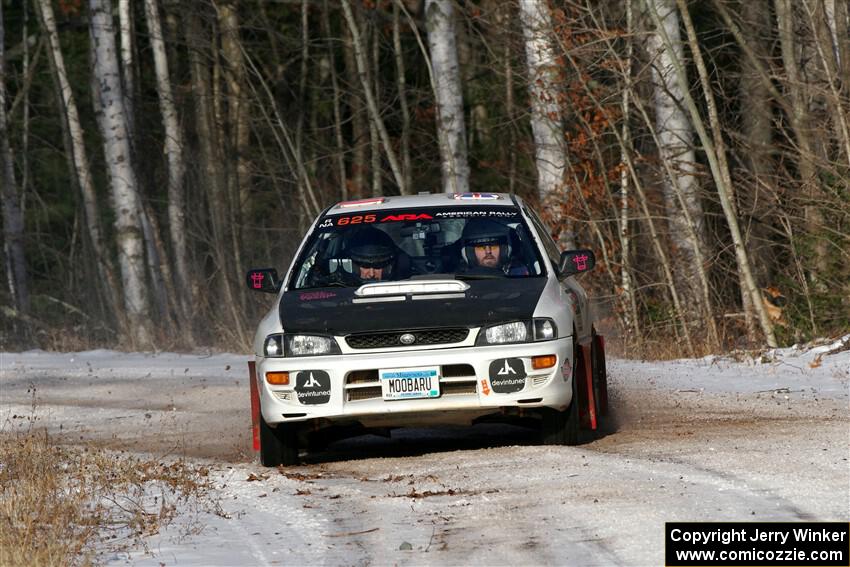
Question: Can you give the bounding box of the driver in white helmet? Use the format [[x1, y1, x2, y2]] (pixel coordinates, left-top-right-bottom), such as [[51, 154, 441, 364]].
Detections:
[[460, 219, 529, 276]]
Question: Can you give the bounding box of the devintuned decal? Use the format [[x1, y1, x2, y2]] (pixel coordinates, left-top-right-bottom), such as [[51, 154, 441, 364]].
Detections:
[[295, 370, 331, 404], [488, 358, 526, 394]]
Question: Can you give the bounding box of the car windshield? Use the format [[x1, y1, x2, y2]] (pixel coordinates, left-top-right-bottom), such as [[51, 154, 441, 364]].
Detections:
[[290, 206, 546, 290]]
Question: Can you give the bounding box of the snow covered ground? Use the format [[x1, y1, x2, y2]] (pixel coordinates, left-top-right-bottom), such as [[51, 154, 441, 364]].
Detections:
[[1, 337, 848, 565]]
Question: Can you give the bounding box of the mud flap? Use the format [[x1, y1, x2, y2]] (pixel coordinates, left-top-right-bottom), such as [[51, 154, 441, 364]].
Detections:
[[593, 334, 609, 416], [576, 343, 598, 430], [248, 361, 260, 452]]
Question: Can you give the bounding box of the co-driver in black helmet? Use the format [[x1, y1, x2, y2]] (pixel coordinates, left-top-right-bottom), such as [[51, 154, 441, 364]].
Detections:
[[347, 227, 397, 282], [460, 218, 528, 276]]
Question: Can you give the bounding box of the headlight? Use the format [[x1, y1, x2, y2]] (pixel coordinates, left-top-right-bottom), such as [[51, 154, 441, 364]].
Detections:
[[533, 318, 556, 340], [264, 334, 284, 357], [485, 322, 528, 344], [284, 334, 341, 357], [477, 318, 557, 345]]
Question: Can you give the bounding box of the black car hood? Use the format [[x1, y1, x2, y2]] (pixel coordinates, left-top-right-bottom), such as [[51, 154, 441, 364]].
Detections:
[[280, 278, 546, 335]]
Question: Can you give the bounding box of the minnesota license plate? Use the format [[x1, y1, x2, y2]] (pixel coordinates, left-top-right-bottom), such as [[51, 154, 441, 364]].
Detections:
[[380, 366, 440, 400]]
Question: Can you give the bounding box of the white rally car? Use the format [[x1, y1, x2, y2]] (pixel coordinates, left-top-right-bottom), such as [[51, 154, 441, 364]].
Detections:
[[246, 192, 608, 466]]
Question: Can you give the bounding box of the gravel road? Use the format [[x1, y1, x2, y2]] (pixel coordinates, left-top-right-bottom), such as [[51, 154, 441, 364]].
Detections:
[[1, 348, 847, 565]]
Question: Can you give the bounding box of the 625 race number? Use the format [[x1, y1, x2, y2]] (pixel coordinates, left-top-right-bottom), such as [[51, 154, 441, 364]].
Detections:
[[336, 214, 376, 226]]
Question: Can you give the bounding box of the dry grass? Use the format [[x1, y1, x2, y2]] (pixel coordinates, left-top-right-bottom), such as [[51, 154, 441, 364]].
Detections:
[[0, 428, 218, 566]]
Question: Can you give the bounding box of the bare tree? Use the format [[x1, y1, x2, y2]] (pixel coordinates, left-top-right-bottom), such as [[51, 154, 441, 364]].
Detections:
[[342, 8, 368, 198], [117, 0, 136, 141], [644, 0, 709, 319], [519, 0, 566, 206], [36, 0, 125, 326], [0, 2, 29, 314], [89, 0, 152, 346], [426, 0, 470, 193], [321, 0, 349, 199], [393, 0, 413, 192], [185, 5, 248, 344], [648, 0, 778, 347], [775, 0, 828, 276], [144, 0, 192, 325], [218, 0, 250, 312], [341, 0, 407, 194]]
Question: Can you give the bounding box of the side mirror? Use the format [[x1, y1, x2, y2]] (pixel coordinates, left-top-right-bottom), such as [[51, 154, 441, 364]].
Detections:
[[246, 268, 281, 293], [558, 249, 596, 278]]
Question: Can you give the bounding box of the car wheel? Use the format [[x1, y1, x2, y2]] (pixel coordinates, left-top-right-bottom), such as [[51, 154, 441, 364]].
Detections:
[[541, 353, 579, 446], [259, 415, 299, 467]]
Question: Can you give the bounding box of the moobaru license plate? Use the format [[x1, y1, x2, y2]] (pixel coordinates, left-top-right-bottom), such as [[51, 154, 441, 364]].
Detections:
[[380, 366, 440, 400]]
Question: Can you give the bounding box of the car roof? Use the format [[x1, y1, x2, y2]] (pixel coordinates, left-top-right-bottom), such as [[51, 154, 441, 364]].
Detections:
[[325, 192, 522, 215]]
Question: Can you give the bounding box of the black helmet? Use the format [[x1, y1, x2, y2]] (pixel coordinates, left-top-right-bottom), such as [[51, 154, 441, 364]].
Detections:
[[348, 228, 396, 280], [461, 219, 512, 268]]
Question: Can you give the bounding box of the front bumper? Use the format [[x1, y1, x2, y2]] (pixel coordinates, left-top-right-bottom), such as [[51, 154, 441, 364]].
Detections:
[[256, 337, 573, 427]]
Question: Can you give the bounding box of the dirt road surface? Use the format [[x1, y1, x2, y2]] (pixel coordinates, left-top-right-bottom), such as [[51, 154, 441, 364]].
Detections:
[[1, 347, 847, 565]]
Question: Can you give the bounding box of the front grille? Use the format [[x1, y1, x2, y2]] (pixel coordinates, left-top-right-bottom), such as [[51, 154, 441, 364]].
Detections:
[[347, 386, 382, 401], [441, 364, 475, 378], [441, 381, 477, 395], [346, 370, 379, 384], [346, 328, 469, 349]]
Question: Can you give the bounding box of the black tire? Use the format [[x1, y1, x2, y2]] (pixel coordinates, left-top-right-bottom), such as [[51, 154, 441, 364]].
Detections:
[[541, 353, 580, 446], [259, 415, 299, 467]]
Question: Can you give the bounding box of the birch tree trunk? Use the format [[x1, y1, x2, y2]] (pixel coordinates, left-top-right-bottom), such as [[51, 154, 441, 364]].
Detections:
[[425, 0, 470, 194], [144, 0, 192, 323], [645, 0, 707, 316], [89, 0, 152, 346], [0, 3, 29, 314], [618, 0, 641, 345], [519, 0, 566, 205], [36, 0, 125, 326], [118, 0, 136, 142]]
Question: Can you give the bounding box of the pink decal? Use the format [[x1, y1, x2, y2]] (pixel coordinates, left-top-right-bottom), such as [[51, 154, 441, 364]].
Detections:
[[250, 272, 265, 289], [572, 254, 588, 271], [299, 291, 337, 301]]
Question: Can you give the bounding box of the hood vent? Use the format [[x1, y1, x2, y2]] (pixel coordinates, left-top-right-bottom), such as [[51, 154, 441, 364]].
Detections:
[[355, 279, 470, 297]]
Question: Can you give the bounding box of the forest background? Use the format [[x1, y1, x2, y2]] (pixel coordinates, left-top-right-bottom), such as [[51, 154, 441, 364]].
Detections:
[[1, 0, 848, 357]]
